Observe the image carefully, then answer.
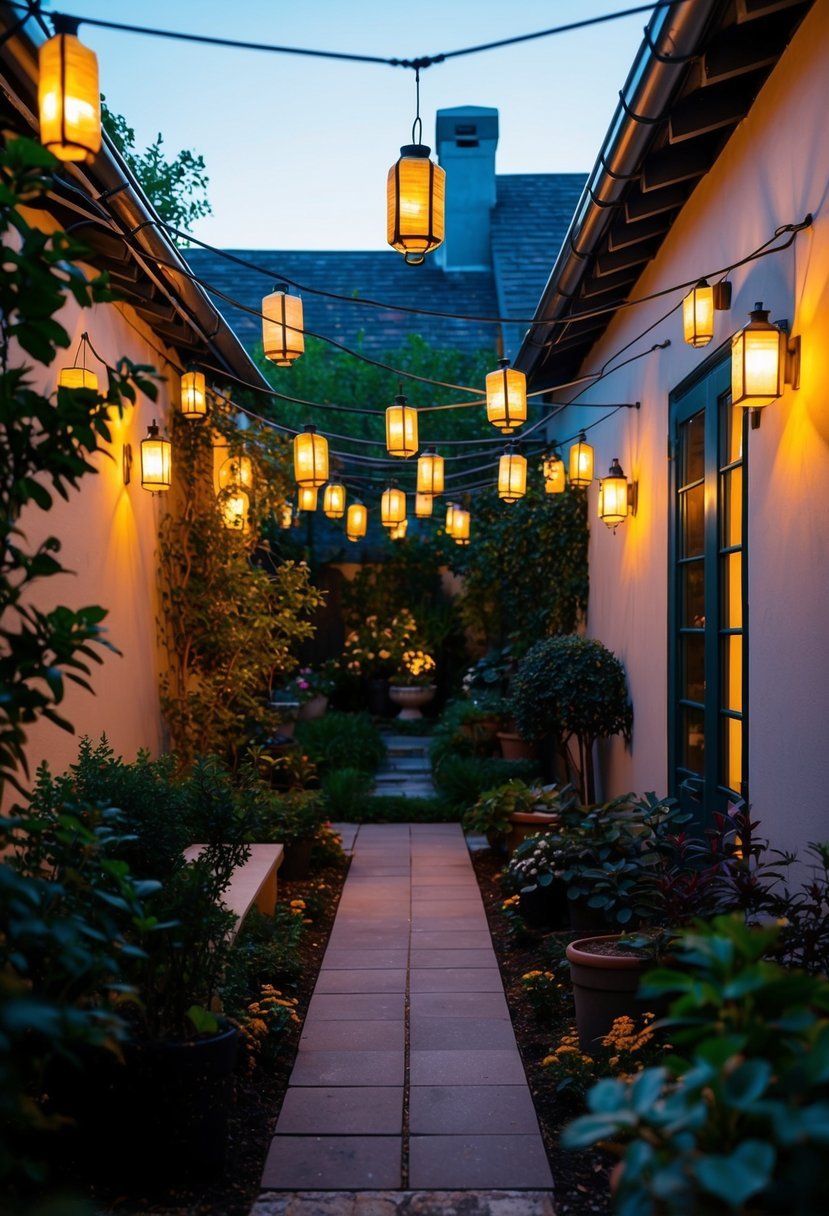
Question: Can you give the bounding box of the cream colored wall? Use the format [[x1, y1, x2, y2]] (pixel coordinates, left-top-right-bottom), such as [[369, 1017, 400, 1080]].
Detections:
[[12, 240, 176, 786], [551, 0, 829, 857]]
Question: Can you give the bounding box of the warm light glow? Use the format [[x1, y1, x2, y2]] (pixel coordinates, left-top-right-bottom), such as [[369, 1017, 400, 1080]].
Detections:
[[381, 485, 406, 528], [385, 395, 418, 458], [486, 359, 527, 433], [323, 482, 347, 519], [683, 280, 715, 348], [262, 285, 304, 366], [180, 369, 207, 419], [542, 452, 565, 494], [417, 448, 444, 495], [598, 458, 631, 530], [453, 508, 471, 545], [293, 425, 329, 487], [445, 501, 459, 536], [498, 447, 527, 503], [346, 501, 367, 541], [58, 366, 98, 391], [731, 303, 785, 408], [218, 454, 253, 491], [38, 29, 101, 163], [569, 433, 594, 488], [279, 502, 293, 529], [390, 518, 409, 540], [415, 492, 434, 518], [297, 485, 318, 512], [221, 488, 250, 532], [386, 144, 445, 265], [140, 422, 172, 492]]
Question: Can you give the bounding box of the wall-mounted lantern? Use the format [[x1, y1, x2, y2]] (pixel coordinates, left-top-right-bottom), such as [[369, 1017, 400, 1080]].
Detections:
[[598, 458, 637, 531], [140, 422, 172, 492], [731, 302, 800, 410]]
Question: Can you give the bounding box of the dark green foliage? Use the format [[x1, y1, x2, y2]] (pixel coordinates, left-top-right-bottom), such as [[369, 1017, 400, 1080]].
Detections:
[[510, 635, 632, 803], [429, 699, 500, 771], [352, 795, 458, 823], [295, 711, 386, 774], [451, 484, 589, 650], [322, 767, 374, 819], [463, 780, 567, 844], [221, 907, 304, 1015], [255, 787, 328, 846], [433, 754, 540, 812]]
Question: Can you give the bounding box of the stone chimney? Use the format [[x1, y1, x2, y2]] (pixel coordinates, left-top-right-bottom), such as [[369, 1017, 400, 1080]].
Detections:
[[435, 106, 499, 272]]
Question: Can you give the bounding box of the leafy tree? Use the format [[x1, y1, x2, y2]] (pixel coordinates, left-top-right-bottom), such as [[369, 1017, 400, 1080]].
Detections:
[[102, 100, 211, 235]]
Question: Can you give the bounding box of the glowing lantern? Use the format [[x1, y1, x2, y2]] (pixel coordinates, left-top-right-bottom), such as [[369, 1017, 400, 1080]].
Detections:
[[293, 424, 328, 487], [453, 508, 471, 545], [38, 19, 101, 163], [731, 303, 788, 408], [415, 492, 434, 518], [297, 485, 318, 512], [218, 454, 253, 491], [346, 501, 367, 541], [381, 484, 406, 528], [180, 368, 207, 419], [598, 458, 632, 530], [387, 143, 445, 265], [386, 394, 418, 458], [486, 359, 527, 434], [542, 451, 566, 494], [498, 446, 527, 503], [323, 482, 347, 519], [262, 283, 304, 366], [445, 501, 459, 536], [682, 280, 715, 348], [279, 502, 293, 529], [140, 421, 172, 492], [390, 518, 409, 541], [58, 366, 98, 391], [417, 448, 444, 496], [569, 432, 594, 488], [222, 488, 250, 533]]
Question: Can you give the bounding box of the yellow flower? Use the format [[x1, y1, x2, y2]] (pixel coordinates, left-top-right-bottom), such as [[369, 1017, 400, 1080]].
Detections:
[[555, 1044, 579, 1056], [542, 1055, 558, 1066], [290, 899, 306, 909]]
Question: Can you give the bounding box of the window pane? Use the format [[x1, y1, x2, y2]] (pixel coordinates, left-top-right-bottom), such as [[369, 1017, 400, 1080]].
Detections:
[[682, 560, 705, 627], [680, 411, 705, 486], [722, 634, 742, 713], [722, 714, 743, 795], [682, 633, 706, 703], [722, 551, 743, 628], [681, 483, 705, 556], [721, 393, 741, 465], [681, 705, 705, 773], [721, 466, 743, 548]]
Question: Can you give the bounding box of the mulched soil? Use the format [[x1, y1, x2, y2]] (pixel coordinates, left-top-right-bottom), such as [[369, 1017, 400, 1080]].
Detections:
[[471, 848, 614, 1216]]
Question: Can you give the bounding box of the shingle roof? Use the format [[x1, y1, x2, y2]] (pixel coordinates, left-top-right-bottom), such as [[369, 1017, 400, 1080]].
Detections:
[[183, 172, 586, 360]]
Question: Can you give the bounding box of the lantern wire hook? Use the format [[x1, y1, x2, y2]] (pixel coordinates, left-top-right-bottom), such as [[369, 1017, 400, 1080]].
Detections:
[[411, 66, 422, 145]]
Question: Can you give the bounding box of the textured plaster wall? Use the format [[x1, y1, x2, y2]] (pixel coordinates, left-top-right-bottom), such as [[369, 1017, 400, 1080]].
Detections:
[[553, 0, 829, 858]]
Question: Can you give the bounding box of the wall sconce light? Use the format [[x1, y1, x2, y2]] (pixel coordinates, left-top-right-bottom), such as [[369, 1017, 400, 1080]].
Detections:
[[262, 283, 304, 366], [385, 394, 418, 458], [346, 501, 368, 541], [323, 482, 347, 519], [598, 458, 637, 531], [417, 448, 444, 496], [140, 421, 172, 492], [38, 17, 101, 163], [731, 301, 800, 412], [58, 331, 99, 391], [415, 492, 434, 518], [542, 450, 566, 494], [569, 432, 594, 489], [294, 424, 329, 487], [180, 367, 207, 419], [453, 507, 471, 545], [486, 358, 527, 434], [498, 445, 527, 503], [682, 279, 731, 348], [381, 483, 406, 529], [297, 485, 318, 512]]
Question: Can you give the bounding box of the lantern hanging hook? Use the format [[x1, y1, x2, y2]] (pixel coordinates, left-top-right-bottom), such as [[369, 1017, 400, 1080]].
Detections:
[[411, 66, 422, 146]]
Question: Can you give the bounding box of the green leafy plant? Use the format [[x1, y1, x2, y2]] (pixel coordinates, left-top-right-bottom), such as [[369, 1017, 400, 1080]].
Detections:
[[256, 787, 328, 847], [322, 766, 374, 819], [295, 711, 386, 774], [462, 779, 566, 848], [510, 635, 633, 803], [433, 754, 540, 811]]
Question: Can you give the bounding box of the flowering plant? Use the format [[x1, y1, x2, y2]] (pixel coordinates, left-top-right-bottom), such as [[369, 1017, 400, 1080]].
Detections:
[[283, 660, 337, 703], [341, 610, 419, 679], [393, 648, 436, 687], [236, 983, 301, 1073]]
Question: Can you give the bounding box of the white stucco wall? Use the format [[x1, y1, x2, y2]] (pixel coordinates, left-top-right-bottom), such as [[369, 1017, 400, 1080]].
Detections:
[[550, 0, 829, 858], [11, 234, 176, 788]]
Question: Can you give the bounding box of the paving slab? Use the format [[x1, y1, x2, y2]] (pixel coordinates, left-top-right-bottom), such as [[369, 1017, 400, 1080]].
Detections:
[[262, 1136, 402, 1189], [409, 1085, 541, 1135], [322, 949, 409, 970], [409, 930, 493, 949], [410, 949, 498, 969], [290, 1050, 405, 1087], [408, 1135, 553, 1189], [410, 992, 510, 1020], [409, 969, 502, 993], [299, 1020, 405, 1053], [276, 1087, 404, 1134], [409, 1017, 519, 1051], [410, 1049, 526, 1086], [305, 993, 406, 1022]]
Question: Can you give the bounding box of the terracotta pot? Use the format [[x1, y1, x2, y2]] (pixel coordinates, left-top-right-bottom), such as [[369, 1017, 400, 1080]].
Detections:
[[566, 934, 648, 1052], [298, 693, 328, 721], [388, 684, 436, 719], [497, 731, 537, 761], [506, 809, 559, 855]]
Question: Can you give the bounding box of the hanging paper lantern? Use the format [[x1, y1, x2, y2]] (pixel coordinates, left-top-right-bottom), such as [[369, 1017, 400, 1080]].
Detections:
[[387, 144, 445, 265], [346, 501, 367, 542], [221, 488, 250, 533], [445, 501, 459, 536], [297, 485, 318, 512], [486, 359, 527, 434], [498, 446, 527, 503], [417, 448, 444, 496], [381, 484, 406, 528], [390, 518, 409, 541], [140, 421, 172, 492], [293, 424, 329, 487], [682, 280, 715, 348], [542, 451, 566, 494], [180, 368, 207, 419], [415, 492, 434, 518], [38, 20, 101, 163], [569, 433, 594, 488], [58, 366, 98, 391], [453, 508, 471, 545], [323, 482, 347, 519], [385, 394, 418, 458], [218, 454, 253, 491], [262, 284, 304, 366]]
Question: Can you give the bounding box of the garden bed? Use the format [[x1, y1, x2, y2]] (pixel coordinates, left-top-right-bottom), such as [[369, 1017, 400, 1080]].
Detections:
[[471, 849, 613, 1215]]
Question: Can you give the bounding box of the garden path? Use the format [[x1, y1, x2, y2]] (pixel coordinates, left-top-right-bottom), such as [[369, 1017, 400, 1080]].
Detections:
[[255, 822, 553, 1203], [371, 735, 436, 798]]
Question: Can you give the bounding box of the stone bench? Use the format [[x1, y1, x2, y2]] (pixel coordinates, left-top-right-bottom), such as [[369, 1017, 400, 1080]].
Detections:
[[184, 842, 284, 941]]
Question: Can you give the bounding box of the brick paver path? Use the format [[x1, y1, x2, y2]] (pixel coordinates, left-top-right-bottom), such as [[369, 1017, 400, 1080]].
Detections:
[[260, 823, 553, 1192]]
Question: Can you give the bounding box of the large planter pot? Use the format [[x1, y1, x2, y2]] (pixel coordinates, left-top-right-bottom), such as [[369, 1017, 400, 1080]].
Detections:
[[506, 809, 559, 856], [366, 677, 393, 716], [280, 836, 314, 880], [566, 934, 648, 1052], [497, 730, 537, 761], [48, 1021, 239, 1182], [389, 684, 437, 720], [298, 693, 328, 721]]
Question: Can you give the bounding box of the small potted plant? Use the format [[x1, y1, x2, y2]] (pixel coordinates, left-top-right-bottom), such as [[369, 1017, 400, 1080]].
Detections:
[[389, 646, 438, 718], [462, 779, 564, 855], [293, 660, 338, 721]]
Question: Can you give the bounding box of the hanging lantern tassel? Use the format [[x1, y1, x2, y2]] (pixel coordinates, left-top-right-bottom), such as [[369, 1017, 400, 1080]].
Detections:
[[38, 17, 101, 163], [294, 425, 329, 487], [140, 421, 172, 493], [346, 501, 368, 542], [569, 432, 594, 489], [498, 446, 527, 503], [542, 451, 566, 494], [598, 458, 636, 531], [262, 283, 304, 366]]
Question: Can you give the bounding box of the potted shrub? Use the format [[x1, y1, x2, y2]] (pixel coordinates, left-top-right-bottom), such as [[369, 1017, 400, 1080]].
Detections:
[[389, 647, 438, 718], [462, 779, 564, 855], [256, 785, 328, 880], [292, 660, 338, 720], [510, 635, 632, 803]]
